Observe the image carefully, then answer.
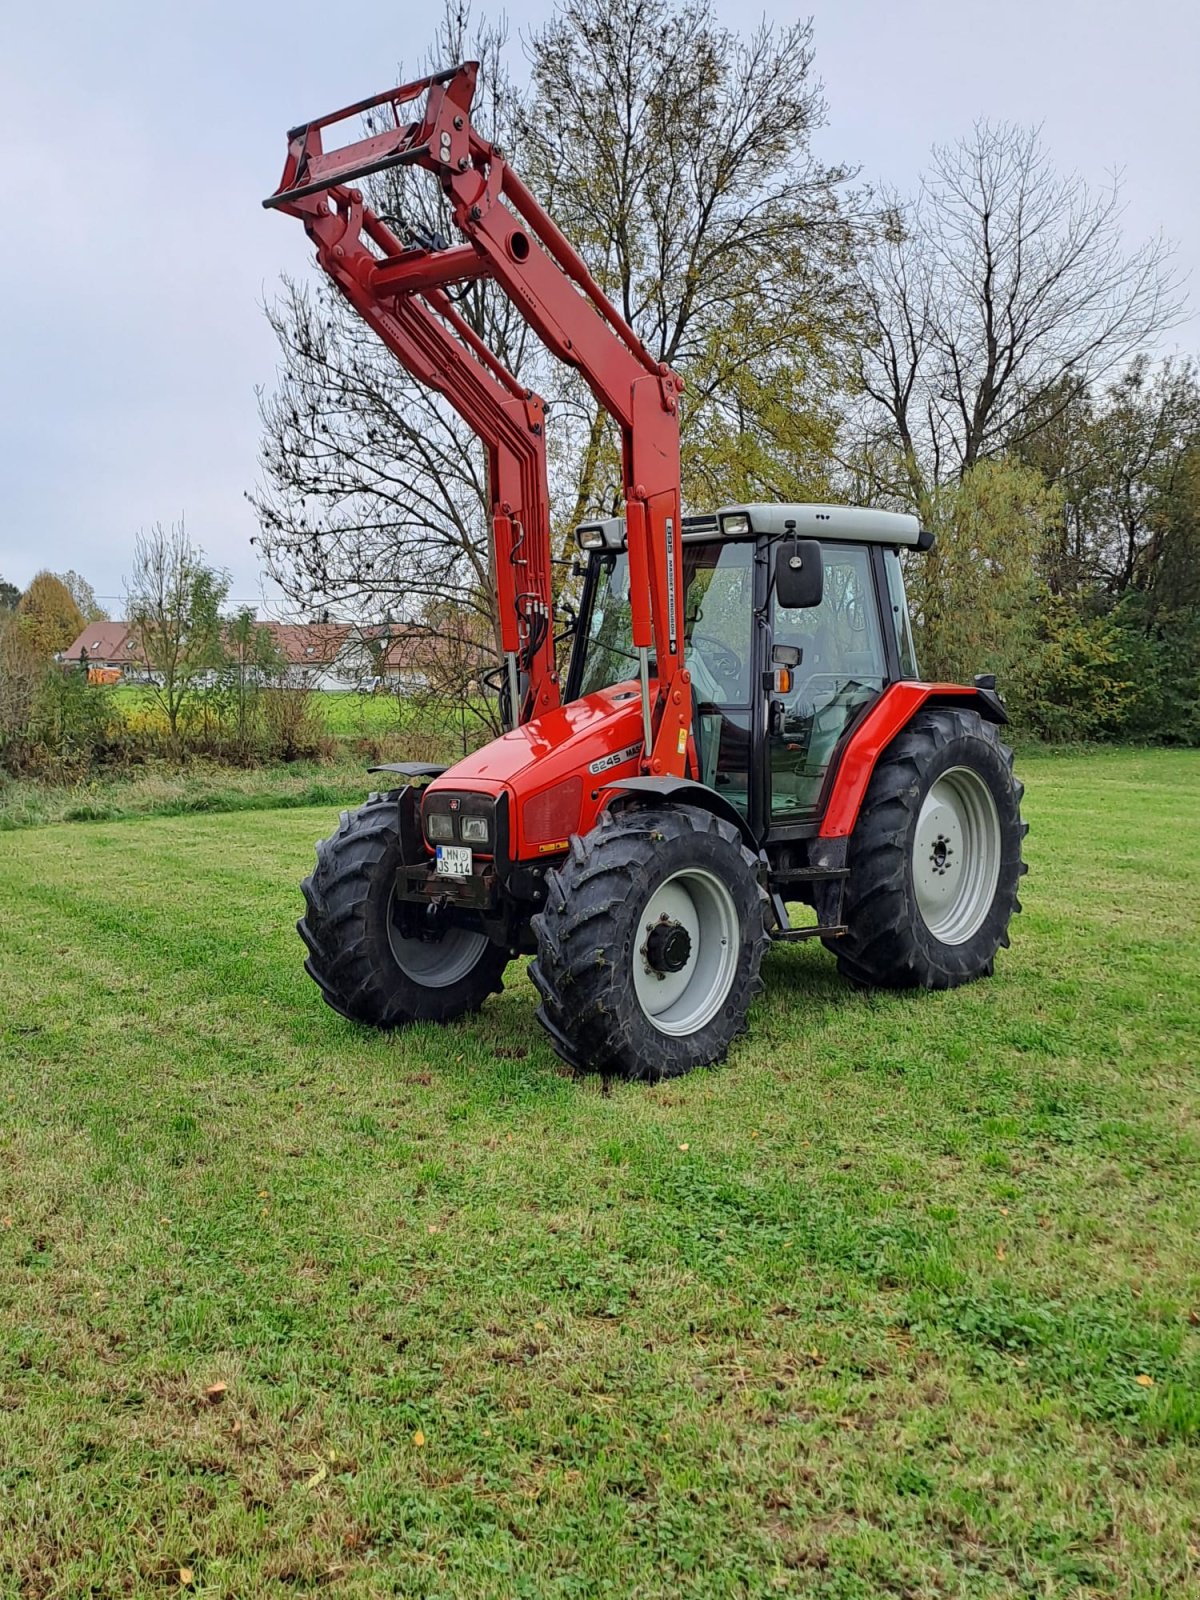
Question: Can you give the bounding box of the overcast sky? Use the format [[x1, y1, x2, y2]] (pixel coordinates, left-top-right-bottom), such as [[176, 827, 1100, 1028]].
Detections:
[[1, 0, 1196, 614]]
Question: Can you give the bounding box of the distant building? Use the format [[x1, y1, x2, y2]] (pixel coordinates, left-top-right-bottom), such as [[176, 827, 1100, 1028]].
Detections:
[[59, 617, 490, 692], [59, 622, 143, 677], [260, 622, 355, 690]]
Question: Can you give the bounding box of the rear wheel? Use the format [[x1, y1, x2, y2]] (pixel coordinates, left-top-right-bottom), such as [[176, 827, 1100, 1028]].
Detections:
[[829, 708, 1027, 989], [530, 805, 770, 1079], [298, 792, 508, 1027]]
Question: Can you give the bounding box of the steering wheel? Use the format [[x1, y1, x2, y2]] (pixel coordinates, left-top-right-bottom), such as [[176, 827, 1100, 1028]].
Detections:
[[690, 632, 743, 687]]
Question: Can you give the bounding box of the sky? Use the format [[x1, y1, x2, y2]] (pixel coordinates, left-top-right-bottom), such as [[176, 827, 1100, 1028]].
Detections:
[[1, 0, 1196, 616]]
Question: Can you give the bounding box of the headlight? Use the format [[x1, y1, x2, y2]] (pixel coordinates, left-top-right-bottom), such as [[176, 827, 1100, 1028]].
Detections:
[[719, 511, 751, 535], [460, 814, 490, 845], [425, 809, 454, 842], [575, 516, 626, 551]]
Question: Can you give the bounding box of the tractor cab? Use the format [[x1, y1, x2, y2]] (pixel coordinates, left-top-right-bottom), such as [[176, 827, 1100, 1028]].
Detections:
[[570, 503, 930, 839]]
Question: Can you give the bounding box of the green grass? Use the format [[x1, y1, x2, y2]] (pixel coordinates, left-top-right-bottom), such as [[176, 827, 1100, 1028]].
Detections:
[[0, 761, 380, 832], [109, 684, 470, 738], [1, 747, 1198, 1597]]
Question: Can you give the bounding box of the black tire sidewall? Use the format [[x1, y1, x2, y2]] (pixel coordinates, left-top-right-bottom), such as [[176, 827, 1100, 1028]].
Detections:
[[575, 811, 766, 1077], [302, 796, 506, 1027], [837, 711, 1025, 989]]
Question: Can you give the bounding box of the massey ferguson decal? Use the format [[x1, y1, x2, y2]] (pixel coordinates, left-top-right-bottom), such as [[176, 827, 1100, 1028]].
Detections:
[[589, 743, 643, 776], [665, 516, 678, 654]]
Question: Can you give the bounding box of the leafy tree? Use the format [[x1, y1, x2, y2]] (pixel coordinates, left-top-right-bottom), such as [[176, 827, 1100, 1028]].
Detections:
[[1148, 442, 1200, 618], [523, 0, 859, 519], [1011, 365, 1200, 744], [856, 124, 1182, 513], [906, 457, 1057, 703], [0, 616, 44, 748], [125, 522, 229, 746], [1022, 595, 1138, 742], [0, 578, 19, 616], [221, 609, 285, 748], [15, 572, 85, 658], [1071, 359, 1199, 596]]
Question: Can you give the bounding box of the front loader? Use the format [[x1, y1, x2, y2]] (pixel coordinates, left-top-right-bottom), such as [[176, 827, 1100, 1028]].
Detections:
[[266, 64, 1027, 1080]]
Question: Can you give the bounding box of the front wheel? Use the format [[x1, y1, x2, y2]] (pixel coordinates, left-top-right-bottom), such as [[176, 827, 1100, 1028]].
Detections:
[[530, 806, 770, 1080], [829, 707, 1027, 989], [298, 792, 508, 1028]]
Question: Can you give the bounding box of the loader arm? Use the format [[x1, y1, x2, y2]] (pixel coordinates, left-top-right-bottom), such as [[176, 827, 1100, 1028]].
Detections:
[[265, 61, 690, 772]]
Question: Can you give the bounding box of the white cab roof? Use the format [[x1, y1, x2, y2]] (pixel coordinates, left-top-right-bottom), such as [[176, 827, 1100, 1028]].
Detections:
[[716, 502, 924, 547]]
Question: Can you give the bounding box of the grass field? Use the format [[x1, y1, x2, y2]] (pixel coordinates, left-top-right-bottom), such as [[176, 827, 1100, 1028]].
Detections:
[[0, 762, 376, 833], [109, 685, 471, 739], [1, 748, 1198, 1597]]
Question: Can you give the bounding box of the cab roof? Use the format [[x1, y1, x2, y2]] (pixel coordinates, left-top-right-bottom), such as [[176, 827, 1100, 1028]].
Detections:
[[713, 503, 925, 546], [578, 502, 929, 551]]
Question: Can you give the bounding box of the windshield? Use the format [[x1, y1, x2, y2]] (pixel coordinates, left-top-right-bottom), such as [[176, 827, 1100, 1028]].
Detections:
[[575, 554, 638, 698], [573, 541, 755, 701]]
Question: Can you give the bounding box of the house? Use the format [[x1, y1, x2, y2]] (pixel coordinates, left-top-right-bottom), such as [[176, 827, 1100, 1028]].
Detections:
[[59, 616, 487, 694], [60, 622, 143, 678], [260, 622, 356, 691]]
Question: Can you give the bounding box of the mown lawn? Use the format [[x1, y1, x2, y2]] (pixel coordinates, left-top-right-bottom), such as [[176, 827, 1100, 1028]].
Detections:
[[0, 748, 1197, 1598]]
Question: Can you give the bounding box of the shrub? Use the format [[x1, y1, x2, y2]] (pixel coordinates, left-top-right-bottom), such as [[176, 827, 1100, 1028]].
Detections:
[[261, 682, 322, 761]]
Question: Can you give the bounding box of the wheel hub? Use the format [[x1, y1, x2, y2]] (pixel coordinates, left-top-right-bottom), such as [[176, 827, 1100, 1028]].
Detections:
[[912, 767, 1002, 944], [632, 868, 739, 1037], [929, 833, 953, 874], [644, 917, 692, 976]]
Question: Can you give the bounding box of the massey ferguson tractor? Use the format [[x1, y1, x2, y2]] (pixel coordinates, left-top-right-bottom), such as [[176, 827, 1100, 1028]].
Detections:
[[265, 63, 1027, 1080]]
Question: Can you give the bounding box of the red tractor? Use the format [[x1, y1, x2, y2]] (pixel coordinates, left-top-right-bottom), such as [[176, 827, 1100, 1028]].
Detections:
[[266, 64, 1027, 1080]]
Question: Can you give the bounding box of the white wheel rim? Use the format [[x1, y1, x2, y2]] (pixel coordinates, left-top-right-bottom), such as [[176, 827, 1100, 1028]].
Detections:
[[632, 868, 739, 1037], [387, 890, 491, 988], [913, 765, 1002, 945]]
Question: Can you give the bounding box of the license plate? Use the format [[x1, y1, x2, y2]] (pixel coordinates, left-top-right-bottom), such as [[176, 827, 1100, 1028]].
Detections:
[[435, 844, 473, 877]]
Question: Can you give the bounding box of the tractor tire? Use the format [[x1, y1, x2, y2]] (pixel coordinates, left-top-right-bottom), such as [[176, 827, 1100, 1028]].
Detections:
[[828, 706, 1027, 989], [298, 791, 508, 1028], [530, 805, 770, 1080]]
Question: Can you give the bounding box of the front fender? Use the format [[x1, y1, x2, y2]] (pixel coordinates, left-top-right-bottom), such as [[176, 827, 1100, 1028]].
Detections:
[[601, 776, 758, 850]]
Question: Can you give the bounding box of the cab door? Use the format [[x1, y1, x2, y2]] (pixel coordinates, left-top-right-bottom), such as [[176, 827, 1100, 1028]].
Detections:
[[681, 539, 757, 818], [769, 542, 888, 818]]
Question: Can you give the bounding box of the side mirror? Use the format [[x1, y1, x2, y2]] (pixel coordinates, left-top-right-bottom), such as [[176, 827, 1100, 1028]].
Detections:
[[775, 538, 823, 609]]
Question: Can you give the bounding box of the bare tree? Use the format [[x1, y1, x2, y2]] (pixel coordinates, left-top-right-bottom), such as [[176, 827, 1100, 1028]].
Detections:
[[56, 570, 108, 622], [856, 123, 1183, 511], [251, 8, 530, 739], [125, 521, 228, 746]]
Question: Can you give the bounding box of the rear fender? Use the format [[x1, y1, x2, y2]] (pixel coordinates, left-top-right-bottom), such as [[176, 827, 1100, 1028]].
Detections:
[[601, 776, 758, 851], [820, 683, 1007, 840]]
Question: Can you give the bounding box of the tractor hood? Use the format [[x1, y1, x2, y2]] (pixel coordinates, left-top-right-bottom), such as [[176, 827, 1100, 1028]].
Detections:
[[427, 682, 647, 858]]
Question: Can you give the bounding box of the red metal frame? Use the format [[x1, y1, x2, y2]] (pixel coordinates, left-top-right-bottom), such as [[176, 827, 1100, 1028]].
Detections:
[[266, 62, 690, 771]]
